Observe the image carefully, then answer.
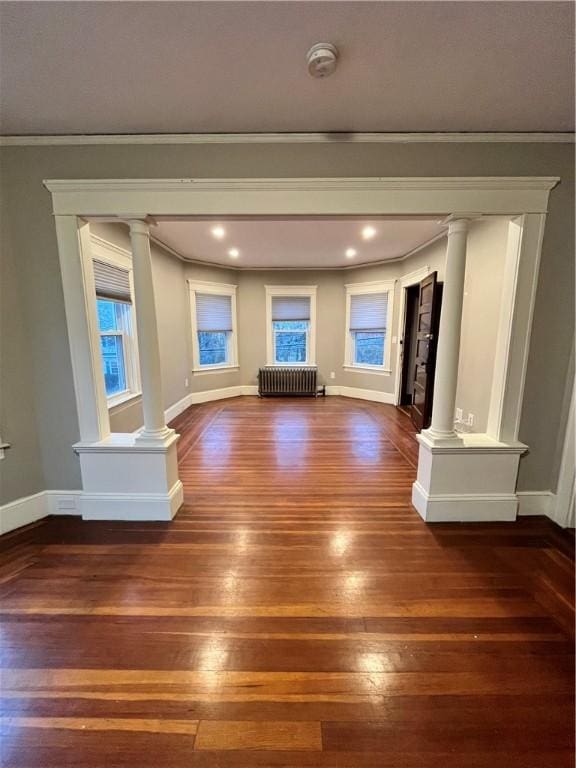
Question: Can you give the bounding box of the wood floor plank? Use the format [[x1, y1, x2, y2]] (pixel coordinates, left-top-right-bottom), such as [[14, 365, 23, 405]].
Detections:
[[194, 720, 322, 751], [0, 396, 573, 767]]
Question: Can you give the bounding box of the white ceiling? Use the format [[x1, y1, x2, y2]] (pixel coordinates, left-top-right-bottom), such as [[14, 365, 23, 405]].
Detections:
[[0, 1, 573, 135], [151, 217, 446, 269]]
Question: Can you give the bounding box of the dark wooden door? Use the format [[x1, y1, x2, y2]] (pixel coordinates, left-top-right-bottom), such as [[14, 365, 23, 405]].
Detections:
[[411, 272, 441, 431]]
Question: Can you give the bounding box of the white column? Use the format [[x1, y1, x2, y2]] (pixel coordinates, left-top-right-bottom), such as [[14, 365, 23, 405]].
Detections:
[[426, 217, 470, 442], [128, 219, 173, 443]]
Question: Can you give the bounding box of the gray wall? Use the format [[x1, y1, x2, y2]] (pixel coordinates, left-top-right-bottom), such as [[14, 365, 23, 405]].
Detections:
[[0, 141, 573, 503]]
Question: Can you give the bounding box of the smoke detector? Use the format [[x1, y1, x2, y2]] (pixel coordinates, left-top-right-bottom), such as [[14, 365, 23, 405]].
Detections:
[[306, 43, 339, 78]]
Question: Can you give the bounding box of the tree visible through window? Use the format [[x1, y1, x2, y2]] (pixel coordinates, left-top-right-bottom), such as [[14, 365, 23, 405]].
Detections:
[[273, 320, 309, 363], [97, 299, 128, 396], [198, 331, 229, 366], [353, 331, 385, 366]]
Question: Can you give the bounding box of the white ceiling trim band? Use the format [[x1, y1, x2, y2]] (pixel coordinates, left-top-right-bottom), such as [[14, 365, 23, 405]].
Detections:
[[2, 132, 574, 146]]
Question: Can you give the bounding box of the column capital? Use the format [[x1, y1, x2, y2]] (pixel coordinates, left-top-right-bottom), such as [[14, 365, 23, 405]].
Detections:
[[126, 218, 151, 236], [441, 213, 481, 231]]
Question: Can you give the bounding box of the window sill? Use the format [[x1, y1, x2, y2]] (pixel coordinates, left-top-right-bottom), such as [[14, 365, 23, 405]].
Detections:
[[343, 365, 391, 376], [192, 365, 239, 375], [265, 362, 317, 368], [108, 391, 142, 412]]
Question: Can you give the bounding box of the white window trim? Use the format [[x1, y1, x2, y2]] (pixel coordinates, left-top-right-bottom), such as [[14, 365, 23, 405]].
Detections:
[[188, 280, 238, 373], [265, 285, 317, 367], [344, 279, 395, 375], [90, 234, 141, 408]]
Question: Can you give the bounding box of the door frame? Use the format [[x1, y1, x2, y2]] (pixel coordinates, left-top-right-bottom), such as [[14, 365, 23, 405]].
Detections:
[[44, 176, 556, 521], [393, 265, 432, 406]]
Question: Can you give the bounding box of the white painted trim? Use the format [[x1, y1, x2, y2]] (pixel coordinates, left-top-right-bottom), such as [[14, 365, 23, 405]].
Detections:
[[4, 132, 574, 146], [0, 491, 49, 535], [265, 285, 317, 367], [517, 491, 555, 518], [412, 482, 518, 522], [54, 217, 111, 442], [552, 373, 575, 528], [344, 280, 395, 375], [81, 480, 183, 522], [188, 280, 238, 373], [487, 214, 547, 443], [326, 385, 395, 404], [0, 490, 82, 536], [44, 177, 559, 218], [394, 264, 433, 404]]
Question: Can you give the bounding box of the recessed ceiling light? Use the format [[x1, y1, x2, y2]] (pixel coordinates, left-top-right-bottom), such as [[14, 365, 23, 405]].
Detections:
[[362, 226, 376, 240], [345, 248, 357, 258], [228, 248, 240, 258], [211, 226, 226, 239]]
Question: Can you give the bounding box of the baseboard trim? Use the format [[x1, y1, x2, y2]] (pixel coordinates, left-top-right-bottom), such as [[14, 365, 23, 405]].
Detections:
[[81, 480, 184, 521], [0, 490, 82, 535], [412, 481, 518, 522], [326, 385, 395, 404], [517, 491, 556, 518]]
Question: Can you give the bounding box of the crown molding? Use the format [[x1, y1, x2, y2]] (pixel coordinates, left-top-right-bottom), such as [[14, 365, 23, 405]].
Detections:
[[2, 132, 574, 147]]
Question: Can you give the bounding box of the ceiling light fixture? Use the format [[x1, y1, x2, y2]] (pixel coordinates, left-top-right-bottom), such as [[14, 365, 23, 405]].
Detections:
[[211, 226, 226, 239], [228, 248, 240, 258], [307, 43, 339, 78], [362, 226, 376, 240], [345, 248, 357, 258]]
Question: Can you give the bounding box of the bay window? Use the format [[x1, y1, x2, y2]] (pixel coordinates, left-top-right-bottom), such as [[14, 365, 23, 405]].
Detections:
[[189, 281, 238, 371], [344, 281, 395, 373], [266, 286, 317, 366], [92, 241, 140, 406]]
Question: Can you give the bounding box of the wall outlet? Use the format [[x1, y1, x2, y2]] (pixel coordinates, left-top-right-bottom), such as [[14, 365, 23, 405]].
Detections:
[[392, 335, 397, 344], [185, 378, 189, 388], [467, 413, 475, 428], [330, 371, 336, 379], [455, 408, 463, 422]]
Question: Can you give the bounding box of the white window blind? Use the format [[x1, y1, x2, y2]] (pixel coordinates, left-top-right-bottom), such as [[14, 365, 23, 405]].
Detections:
[[93, 260, 131, 303], [196, 293, 233, 331], [349, 292, 388, 330], [272, 296, 311, 322]]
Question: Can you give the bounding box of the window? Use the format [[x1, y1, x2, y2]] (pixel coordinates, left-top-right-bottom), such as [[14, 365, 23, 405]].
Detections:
[[92, 243, 140, 406], [266, 286, 317, 366], [345, 281, 395, 373], [189, 281, 238, 371]]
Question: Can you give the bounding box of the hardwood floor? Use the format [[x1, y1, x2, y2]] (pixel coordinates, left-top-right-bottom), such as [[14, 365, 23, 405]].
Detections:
[[1, 396, 574, 767]]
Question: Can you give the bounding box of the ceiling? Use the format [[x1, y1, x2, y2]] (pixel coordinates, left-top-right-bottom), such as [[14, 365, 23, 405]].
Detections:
[[0, 1, 573, 135], [151, 217, 446, 269]]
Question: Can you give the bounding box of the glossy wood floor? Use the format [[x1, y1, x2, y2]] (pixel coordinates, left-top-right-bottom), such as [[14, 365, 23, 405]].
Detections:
[[1, 396, 574, 767]]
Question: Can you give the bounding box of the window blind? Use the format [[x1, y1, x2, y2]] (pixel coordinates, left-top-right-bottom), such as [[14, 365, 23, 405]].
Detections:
[[271, 296, 311, 322], [93, 260, 131, 303], [349, 292, 388, 331], [196, 293, 233, 332]]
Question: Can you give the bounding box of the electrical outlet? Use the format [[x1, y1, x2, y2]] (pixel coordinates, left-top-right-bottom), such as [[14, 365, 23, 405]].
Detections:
[[467, 413, 475, 428], [392, 336, 397, 344], [455, 408, 463, 422], [330, 371, 335, 380], [185, 378, 189, 388]]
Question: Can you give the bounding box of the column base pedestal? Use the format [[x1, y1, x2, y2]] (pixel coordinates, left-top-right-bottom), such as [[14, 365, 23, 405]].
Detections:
[[74, 431, 182, 521], [412, 431, 527, 523]]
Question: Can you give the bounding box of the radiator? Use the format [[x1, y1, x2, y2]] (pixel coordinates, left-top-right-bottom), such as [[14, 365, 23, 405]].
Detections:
[[258, 367, 318, 397]]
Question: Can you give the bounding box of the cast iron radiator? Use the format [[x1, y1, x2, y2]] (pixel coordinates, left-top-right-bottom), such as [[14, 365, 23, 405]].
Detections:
[[258, 367, 318, 397]]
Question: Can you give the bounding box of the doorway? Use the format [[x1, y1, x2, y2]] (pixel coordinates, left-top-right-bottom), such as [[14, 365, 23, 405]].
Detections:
[[398, 273, 443, 430]]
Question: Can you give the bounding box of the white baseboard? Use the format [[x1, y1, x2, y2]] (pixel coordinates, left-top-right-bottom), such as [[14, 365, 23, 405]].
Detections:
[[81, 480, 183, 521], [326, 385, 395, 404], [412, 481, 518, 522], [0, 490, 82, 535], [517, 491, 557, 518]]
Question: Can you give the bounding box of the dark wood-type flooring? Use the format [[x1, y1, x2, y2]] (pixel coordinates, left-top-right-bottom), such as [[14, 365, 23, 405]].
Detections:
[[1, 396, 574, 767]]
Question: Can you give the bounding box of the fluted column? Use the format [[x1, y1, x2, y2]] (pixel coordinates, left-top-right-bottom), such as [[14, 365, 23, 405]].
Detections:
[[425, 217, 470, 442], [128, 219, 173, 443]]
